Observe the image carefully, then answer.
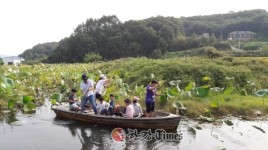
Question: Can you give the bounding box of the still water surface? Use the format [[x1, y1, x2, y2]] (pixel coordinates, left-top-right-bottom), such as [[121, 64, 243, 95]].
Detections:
[[0, 100, 267, 150]]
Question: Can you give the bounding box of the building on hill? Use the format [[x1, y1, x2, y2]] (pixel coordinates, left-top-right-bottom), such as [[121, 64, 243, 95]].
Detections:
[[2, 56, 24, 66], [229, 31, 256, 41], [202, 33, 209, 38]]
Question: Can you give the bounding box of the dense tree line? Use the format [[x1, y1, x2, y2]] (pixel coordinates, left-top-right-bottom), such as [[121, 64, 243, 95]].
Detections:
[[19, 42, 58, 60], [25, 9, 268, 63], [181, 9, 268, 38], [47, 15, 183, 63], [0, 58, 3, 65]]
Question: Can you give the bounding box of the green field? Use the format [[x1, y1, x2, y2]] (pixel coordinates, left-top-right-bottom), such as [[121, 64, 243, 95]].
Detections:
[[1, 57, 268, 118]]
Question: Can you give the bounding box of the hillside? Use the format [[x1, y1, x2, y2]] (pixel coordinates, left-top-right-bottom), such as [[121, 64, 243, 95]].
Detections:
[[19, 42, 58, 62], [18, 9, 268, 63], [181, 9, 268, 38]]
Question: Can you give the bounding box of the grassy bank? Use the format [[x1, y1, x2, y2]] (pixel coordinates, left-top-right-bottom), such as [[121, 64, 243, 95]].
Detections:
[[160, 95, 268, 118], [1, 57, 268, 118]]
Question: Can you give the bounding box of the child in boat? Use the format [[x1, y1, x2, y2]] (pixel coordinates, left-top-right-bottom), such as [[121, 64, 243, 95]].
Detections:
[[132, 96, 143, 117], [114, 104, 123, 116], [108, 94, 115, 115], [69, 89, 80, 111], [96, 97, 110, 115], [123, 99, 134, 118]]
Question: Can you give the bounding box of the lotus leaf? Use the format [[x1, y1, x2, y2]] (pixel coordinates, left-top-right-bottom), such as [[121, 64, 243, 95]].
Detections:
[[8, 99, 15, 109], [255, 89, 268, 97], [185, 82, 195, 91], [172, 101, 186, 110]]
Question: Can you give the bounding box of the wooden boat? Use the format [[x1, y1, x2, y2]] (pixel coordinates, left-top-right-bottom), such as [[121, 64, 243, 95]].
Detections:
[[51, 105, 180, 130]]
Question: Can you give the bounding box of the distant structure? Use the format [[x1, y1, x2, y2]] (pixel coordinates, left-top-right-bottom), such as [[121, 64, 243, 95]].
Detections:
[[229, 31, 256, 41], [202, 33, 209, 38], [2, 56, 24, 66]]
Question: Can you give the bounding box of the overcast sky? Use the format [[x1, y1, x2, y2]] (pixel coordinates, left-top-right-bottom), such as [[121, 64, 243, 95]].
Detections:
[[0, 0, 267, 56]]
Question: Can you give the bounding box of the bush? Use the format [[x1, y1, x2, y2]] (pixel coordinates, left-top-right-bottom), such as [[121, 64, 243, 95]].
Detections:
[[223, 57, 234, 62], [151, 49, 163, 59], [243, 45, 261, 50], [213, 42, 231, 50], [83, 53, 102, 63], [0, 58, 3, 65], [196, 46, 224, 58]]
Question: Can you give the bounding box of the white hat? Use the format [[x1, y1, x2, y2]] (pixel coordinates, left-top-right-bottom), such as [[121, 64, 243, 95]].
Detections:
[[133, 96, 140, 101], [105, 103, 109, 107], [100, 74, 106, 78]]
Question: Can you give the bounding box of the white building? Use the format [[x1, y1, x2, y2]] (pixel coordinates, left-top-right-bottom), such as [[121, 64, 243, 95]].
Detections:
[[2, 56, 24, 66], [202, 33, 209, 38]]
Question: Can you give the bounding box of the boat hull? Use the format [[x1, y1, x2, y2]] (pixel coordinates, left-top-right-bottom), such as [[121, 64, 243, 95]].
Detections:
[[52, 106, 180, 130]]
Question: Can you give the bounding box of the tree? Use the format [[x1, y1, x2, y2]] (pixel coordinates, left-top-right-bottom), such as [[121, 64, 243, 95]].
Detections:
[[83, 53, 102, 62], [199, 36, 209, 46], [259, 19, 268, 37], [151, 49, 163, 59], [45, 10, 268, 63], [188, 33, 200, 48], [209, 33, 217, 45], [19, 42, 58, 61], [0, 58, 3, 65]]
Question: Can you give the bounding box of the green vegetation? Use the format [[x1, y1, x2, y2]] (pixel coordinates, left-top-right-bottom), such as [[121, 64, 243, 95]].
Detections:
[[83, 53, 102, 63], [18, 42, 58, 64], [0, 57, 267, 119], [0, 58, 3, 65], [35, 9, 268, 63], [181, 9, 268, 38], [16, 10, 268, 63], [164, 40, 268, 58]]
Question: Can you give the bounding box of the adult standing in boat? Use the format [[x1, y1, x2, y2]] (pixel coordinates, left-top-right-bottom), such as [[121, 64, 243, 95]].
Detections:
[[80, 74, 97, 114], [145, 80, 160, 117], [95, 74, 110, 100]]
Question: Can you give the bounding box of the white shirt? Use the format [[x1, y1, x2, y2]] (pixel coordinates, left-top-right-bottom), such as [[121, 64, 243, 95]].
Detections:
[[95, 79, 105, 94], [96, 101, 109, 114], [124, 104, 134, 118], [132, 103, 143, 117], [80, 79, 94, 96]]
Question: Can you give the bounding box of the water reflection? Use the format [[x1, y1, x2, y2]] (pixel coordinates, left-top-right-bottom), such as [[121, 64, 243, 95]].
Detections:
[[1, 101, 267, 150], [55, 119, 181, 150]]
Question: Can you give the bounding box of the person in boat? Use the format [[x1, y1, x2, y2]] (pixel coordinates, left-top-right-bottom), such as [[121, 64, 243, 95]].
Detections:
[[96, 97, 110, 115], [113, 104, 123, 116], [132, 96, 143, 117], [69, 88, 80, 111], [108, 94, 115, 115], [145, 80, 161, 117], [95, 74, 111, 101], [80, 74, 97, 114], [123, 98, 134, 118]]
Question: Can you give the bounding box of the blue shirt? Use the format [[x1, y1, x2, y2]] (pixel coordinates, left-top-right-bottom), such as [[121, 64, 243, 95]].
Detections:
[[69, 94, 76, 105], [146, 85, 156, 102], [109, 99, 114, 108]]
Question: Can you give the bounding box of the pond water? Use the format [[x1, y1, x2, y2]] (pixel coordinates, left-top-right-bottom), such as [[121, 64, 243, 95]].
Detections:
[[1, 100, 267, 150]]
